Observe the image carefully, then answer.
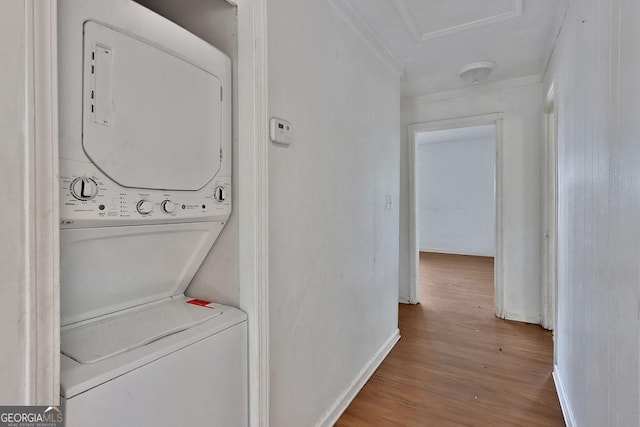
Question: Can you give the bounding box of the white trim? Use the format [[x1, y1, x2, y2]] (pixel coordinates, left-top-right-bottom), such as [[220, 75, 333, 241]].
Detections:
[[391, 0, 522, 42], [494, 117, 505, 319], [236, 0, 269, 425], [501, 310, 541, 325], [402, 75, 541, 107], [24, 0, 60, 405], [553, 367, 575, 427], [408, 114, 503, 133], [316, 329, 401, 427], [546, 80, 557, 106], [327, 0, 404, 77], [541, 81, 558, 331], [407, 117, 419, 305], [408, 114, 504, 316], [416, 134, 495, 147], [398, 296, 412, 305]]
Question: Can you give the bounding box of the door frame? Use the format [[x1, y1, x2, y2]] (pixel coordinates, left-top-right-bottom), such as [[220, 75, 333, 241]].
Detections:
[[542, 81, 558, 331], [236, 0, 270, 425], [22, 0, 61, 404], [408, 113, 504, 318]]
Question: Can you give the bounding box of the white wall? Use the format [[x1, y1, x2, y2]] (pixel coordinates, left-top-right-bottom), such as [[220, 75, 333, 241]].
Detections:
[[0, 1, 29, 404], [417, 126, 495, 257], [401, 82, 542, 322], [267, 0, 400, 425], [545, 0, 640, 425], [134, 0, 241, 306]]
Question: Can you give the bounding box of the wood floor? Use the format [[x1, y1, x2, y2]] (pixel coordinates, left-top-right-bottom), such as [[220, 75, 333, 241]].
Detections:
[[336, 252, 564, 426]]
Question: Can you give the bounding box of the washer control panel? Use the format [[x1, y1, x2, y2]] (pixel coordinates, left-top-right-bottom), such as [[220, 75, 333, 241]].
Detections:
[[60, 160, 231, 229]]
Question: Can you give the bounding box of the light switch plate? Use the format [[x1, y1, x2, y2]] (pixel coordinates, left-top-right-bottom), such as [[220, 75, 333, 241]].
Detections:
[[270, 117, 293, 145]]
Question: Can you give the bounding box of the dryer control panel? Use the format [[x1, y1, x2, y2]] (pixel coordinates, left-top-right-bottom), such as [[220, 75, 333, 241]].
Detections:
[[60, 160, 231, 229]]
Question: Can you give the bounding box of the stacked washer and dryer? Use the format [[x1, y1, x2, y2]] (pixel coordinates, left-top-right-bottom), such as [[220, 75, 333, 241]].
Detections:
[[58, 1, 247, 426]]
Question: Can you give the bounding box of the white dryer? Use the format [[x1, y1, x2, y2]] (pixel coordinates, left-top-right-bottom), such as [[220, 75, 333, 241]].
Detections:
[[57, 1, 246, 426]]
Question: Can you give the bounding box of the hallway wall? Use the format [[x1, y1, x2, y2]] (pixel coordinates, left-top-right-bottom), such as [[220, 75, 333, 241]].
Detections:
[[267, 0, 401, 425], [400, 82, 543, 323], [544, 0, 640, 424]]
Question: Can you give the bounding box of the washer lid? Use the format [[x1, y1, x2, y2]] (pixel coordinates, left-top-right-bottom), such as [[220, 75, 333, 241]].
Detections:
[[60, 299, 247, 399], [61, 298, 222, 364], [82, 21, 223, 191]]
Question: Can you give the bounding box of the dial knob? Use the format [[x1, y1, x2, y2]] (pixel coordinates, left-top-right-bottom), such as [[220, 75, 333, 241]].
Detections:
[[161, 200, 176, 214], [214, 186, 227, 202], [136, 200, 154, 215], [70, 176, 98, 201]]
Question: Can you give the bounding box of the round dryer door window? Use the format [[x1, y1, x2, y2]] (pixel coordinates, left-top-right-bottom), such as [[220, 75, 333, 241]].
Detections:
[[82, 21, 222, 191]]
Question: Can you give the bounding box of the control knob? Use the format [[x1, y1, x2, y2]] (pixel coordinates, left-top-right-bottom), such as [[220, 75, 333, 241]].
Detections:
[[161, 200, 176, 214], [70, 176, 98, 201], [136, 200, 154, 215], [214, 186, 227, 202]]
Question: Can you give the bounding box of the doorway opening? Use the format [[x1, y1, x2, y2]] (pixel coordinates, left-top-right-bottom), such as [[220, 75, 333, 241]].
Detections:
[[408, 114, 504, 317]]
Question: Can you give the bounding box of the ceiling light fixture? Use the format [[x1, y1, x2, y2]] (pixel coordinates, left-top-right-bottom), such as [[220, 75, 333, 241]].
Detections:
[[459, 61, 497, 85]]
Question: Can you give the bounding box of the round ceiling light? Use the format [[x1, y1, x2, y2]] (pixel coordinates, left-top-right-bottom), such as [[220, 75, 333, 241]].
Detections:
[[459, 61, 497, 85]]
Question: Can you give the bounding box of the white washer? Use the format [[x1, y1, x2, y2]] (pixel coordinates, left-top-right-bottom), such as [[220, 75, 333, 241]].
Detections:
[[61, 297, 247, 427], [57, 1, 245, 425]]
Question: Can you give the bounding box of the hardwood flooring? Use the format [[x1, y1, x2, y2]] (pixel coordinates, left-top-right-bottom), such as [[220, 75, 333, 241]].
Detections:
[[336, 252, 564, 426]]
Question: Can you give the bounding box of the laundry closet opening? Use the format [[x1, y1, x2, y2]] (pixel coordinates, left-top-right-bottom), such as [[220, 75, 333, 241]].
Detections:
[[412, 123, 497, 307], [56, 0, 249, 424]]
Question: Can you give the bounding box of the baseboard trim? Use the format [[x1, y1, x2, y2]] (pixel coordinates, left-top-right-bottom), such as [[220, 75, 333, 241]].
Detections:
[[553, 367, 575, 427], [316, 329, 401, 427], [399, 295, 412, 304], [500, 310, 541, 325]]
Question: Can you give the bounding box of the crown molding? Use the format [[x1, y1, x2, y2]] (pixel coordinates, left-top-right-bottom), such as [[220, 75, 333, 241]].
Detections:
[[391, 0, 523, 42], [402, 74, 541, 107], [328, 0, 404, 77]]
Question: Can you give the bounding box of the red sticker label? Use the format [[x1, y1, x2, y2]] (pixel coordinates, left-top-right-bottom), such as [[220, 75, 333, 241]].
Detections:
[[187, 299, 214, 309]]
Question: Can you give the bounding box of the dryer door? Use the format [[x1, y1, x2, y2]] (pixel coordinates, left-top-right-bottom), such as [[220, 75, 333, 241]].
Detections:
[[82, 21, 222, 191]]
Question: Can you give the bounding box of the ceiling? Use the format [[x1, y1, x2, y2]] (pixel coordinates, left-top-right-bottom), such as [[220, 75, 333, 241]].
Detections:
[[338, 0, 562, 95]]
